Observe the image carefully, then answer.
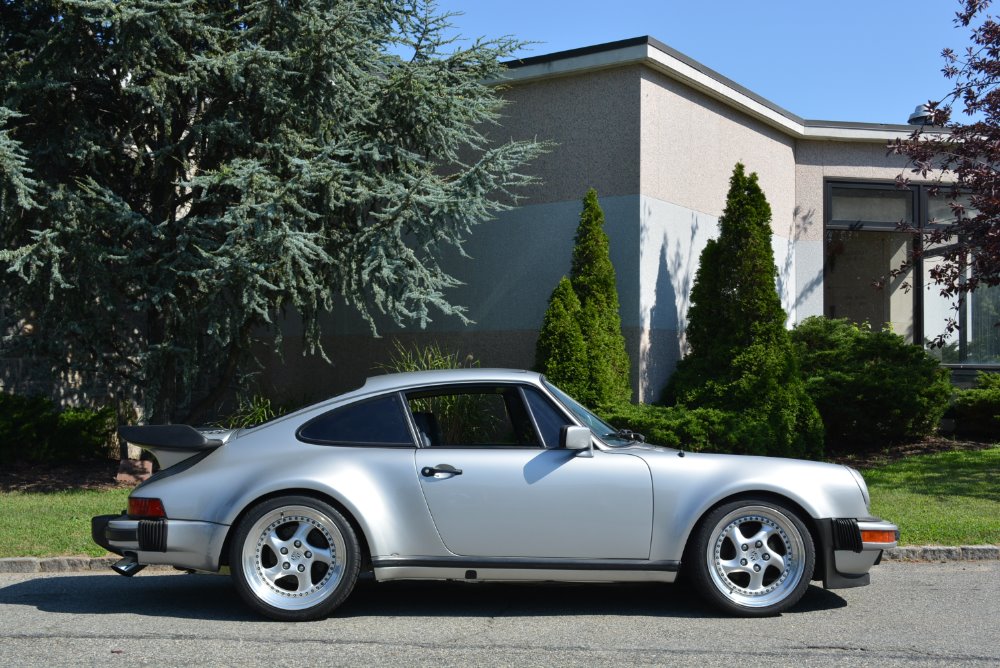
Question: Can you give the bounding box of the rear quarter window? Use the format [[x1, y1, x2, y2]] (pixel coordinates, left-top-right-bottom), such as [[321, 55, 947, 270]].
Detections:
[[296, 394, 414, 446]]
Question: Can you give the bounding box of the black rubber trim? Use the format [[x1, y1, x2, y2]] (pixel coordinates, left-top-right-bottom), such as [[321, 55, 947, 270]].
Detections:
[[816, 518, 873, 590], [832, 518, 863, 553], [138, 519, 168, 552], [91, 514, 129, 555], [119, 425, 223, 450], [372, 557, 680, 572]]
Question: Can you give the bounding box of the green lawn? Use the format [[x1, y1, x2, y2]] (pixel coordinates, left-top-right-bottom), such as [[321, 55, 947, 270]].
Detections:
[[863, 446, 1000, 546], [0, 446, 997, 558], [0, 487, 130, 558]]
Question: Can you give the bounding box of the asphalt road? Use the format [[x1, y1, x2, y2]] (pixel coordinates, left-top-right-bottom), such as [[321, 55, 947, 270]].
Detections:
[[0, 561, 997, 667]]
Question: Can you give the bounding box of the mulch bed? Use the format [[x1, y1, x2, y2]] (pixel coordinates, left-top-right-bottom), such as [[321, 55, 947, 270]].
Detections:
[[825, 436, 995, 469], [0, 459, 132, 493]]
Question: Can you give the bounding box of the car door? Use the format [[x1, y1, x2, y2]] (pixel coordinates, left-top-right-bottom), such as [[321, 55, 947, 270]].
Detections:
[[411, 384, 653, 559]]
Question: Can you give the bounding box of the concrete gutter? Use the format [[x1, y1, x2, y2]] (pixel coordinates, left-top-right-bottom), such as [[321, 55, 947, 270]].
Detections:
[[1, 546, 997, 574]]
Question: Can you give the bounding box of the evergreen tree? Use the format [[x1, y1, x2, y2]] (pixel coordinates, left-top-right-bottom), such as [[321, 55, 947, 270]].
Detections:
[[0, 1, 545, 422], [665, 164, 822, 457], [570, 189, 632, 405], [534, 277, 589, 400]]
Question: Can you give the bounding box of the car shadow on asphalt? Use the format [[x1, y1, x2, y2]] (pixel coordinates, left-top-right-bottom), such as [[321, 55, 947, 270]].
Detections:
[[0, 574, 847, 621]]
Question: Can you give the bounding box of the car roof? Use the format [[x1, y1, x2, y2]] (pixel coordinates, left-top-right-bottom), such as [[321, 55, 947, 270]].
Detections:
[[358, 368, 542, 395]]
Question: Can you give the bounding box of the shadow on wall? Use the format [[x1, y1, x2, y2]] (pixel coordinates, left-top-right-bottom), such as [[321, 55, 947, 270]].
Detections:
[[791, 204, 823, 318], [638, 202, 707, 403]]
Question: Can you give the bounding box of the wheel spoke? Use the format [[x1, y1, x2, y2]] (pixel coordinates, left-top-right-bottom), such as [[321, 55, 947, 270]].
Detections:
[[747, 565, 767, 591], [291, 521, 313, 546], [310, 546, 334, 566], [725, 524, 746, 549], [718, 557, 746, 576], [266, 532, 286, 556], [294, 569, 312, 592], [766, 550, 786, 572], [262, 563, 285, 583]]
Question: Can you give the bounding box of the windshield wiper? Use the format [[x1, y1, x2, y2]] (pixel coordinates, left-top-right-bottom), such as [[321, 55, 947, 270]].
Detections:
[[604, 428, 645, 443]]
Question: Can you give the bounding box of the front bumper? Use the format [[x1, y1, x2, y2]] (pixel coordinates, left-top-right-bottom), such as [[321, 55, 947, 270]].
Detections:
[[817, 517, 899, 589], [92, 514, 229, 573]]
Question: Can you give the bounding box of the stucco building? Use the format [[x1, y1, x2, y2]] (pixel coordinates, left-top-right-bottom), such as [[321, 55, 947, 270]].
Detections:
[[268, 36, 998, 402]]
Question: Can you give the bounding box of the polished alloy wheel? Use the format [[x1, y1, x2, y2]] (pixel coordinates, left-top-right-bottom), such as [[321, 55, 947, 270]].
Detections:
[[704, 504, 807, 609], [240, 504, 348, 612]]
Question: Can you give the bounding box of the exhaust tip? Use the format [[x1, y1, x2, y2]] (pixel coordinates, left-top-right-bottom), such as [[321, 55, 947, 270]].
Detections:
[[112, 554, 147, 577]]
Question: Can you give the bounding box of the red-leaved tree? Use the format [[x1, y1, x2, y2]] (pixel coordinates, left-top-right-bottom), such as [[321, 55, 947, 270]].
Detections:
[[889, 0, 1000, 342]]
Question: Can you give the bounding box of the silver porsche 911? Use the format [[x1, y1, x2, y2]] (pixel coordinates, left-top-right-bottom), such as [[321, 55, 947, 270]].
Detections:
[[92, 369, 898, 620]]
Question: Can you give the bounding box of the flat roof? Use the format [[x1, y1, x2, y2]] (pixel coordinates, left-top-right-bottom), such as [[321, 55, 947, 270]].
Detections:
[[501, 36, 930, 143]]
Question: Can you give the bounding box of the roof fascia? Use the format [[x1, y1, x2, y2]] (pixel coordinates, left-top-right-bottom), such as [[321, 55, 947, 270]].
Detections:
[[499, 37, 926, 143]]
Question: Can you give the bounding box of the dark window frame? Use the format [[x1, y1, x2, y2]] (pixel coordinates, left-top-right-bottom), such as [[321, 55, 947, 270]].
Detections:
[[824, 179, 996, 369]]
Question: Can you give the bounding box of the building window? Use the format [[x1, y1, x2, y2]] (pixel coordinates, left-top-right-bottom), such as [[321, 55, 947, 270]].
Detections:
[[824, 181, 997, 367]]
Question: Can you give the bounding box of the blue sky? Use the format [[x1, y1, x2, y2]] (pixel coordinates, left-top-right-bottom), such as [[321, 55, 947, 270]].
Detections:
[[435, 0, 972, 125]]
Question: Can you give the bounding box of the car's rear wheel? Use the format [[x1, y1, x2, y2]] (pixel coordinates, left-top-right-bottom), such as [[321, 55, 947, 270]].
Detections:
[[686, 499, 815, 616], [230, 495, 360, 621]]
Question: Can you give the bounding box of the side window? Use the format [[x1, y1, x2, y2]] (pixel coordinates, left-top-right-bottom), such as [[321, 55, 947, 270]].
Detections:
[[522, 386, 573, 448], [406, 386, 540, 447], [297, 394, 414, 446]]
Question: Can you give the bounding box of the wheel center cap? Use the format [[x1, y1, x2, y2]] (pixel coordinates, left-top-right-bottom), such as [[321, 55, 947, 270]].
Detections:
[[291, 551, 302, 560], [750, 550, 759, 561]]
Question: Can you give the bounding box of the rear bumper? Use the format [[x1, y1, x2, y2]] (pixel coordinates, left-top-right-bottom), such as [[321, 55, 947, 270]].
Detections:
[[91, 514, 228, 573], [817, 517, 899, 589]]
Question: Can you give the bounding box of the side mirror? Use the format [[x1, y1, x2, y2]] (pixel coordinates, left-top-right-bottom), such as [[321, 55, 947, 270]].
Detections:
[[561, 425, 593, 456]]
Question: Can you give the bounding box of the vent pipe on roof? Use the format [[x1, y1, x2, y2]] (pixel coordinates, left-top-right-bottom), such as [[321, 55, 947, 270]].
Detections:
[[908, 104, 934, 125]]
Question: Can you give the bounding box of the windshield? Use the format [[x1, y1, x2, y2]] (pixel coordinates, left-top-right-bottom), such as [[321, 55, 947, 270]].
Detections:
[[543, 379, 635, 446]]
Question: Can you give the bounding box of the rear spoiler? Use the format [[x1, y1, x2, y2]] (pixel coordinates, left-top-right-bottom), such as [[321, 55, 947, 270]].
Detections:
[[118, 425, 229, 468]]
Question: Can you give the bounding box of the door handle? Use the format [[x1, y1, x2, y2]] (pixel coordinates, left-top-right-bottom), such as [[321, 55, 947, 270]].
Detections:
[[421, 464, 463, 477]]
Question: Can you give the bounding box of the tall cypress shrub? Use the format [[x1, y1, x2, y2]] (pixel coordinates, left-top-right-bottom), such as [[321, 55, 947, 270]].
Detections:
[[570, 189, 632, 406], [534, 189, 631, 406], [664, 164, 822, 458], [534, 277, 589, 401]]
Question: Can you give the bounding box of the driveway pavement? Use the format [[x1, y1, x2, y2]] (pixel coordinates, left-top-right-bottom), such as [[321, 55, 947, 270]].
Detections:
[[0, 561, 997, 666]]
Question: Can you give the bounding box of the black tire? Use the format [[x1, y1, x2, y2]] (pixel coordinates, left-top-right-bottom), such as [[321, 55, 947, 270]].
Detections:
[[230, 495, 360, 621], [685, 499, 815, 616]]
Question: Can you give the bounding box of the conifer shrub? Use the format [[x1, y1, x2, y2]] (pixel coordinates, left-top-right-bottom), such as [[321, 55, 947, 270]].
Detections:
[[791, 316, 952, 450], [951, 372, 1000, 440], [534, 189, 631, 407], [534, 277, 590, 401], [597, 402, 736, 452], [662, 164, 822, 459], [570, 189, 632, 406]]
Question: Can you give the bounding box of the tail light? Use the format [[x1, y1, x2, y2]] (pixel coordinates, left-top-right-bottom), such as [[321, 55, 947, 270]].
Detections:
[[128, 497, 166, 519]]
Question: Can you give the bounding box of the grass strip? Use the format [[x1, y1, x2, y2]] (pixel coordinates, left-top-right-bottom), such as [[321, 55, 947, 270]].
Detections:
[[0, 487, 130, 558], [863, 445, 1000, 546]]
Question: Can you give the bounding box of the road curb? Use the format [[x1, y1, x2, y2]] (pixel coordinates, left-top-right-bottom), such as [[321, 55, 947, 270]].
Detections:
[[881, 545, 1000, 561], [0, 557, 175, 574], [2, 546, 999, 573]]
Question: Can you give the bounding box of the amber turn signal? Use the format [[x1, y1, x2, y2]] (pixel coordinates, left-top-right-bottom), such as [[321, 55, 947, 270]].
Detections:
[[861, 529, 896, 543], [128, 497, 166, 519]]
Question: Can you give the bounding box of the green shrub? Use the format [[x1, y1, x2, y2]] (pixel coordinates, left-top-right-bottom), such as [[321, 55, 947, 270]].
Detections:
[[952, 372, 1000, 440], [663, 163, 822, 459], [535, 189, 631, 407], [597, 402, 735, 452], [221, 395, 285, 429], [0, 393, 114, 465], [379, 340, 479, 373], [534, 277, 589, 401], [791, 316, 952, 450]]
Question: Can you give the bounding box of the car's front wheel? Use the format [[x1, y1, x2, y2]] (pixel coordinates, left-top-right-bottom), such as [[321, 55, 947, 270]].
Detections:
[[686, 499, 815, 616], [230, 495, 360, 621]]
